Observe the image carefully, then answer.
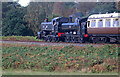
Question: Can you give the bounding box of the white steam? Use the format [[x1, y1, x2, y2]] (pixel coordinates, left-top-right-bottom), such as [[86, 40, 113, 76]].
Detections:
[[13, 0, 31, 7], [18, 0, 31, 7], [13, 0, 18, 1]]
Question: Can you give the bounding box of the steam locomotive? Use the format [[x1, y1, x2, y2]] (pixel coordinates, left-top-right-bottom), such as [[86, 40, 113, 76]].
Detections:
[[37, 13, 120, 43]]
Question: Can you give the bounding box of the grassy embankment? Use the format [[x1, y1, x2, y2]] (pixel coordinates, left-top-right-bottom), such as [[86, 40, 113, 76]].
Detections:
[[2, 43, 119, 75], [2, 36, 41, 41]]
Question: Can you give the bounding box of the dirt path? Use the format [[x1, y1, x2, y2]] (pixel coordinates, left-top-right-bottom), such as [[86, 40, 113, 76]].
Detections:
[[0, 40, 108, 47]]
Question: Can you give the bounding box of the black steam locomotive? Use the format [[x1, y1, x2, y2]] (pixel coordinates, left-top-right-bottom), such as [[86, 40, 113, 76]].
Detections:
[[37, 17, 92, 43], [37, 13, 120, 43]]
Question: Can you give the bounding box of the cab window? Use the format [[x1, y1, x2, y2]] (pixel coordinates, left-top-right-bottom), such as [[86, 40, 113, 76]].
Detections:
[[119, 18, 120, 27]]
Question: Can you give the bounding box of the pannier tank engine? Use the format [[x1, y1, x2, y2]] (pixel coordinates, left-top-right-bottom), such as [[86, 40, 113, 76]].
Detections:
[[37, 17, 90, 43]]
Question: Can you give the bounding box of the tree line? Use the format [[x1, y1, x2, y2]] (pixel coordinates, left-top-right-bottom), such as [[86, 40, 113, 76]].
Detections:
[[2, 2, 120, 36]]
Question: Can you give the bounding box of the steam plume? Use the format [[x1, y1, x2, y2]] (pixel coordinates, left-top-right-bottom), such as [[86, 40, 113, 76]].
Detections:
[[13, 0, 31, 7], [18, 0, 31, 7]]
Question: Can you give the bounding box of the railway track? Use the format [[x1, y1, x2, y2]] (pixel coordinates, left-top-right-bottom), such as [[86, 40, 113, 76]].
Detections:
[[1, 40, 117, 47]]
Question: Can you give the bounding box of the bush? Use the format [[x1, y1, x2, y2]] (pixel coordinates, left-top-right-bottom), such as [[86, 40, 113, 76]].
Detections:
[[2, 36, 41, 41], [2, 44, 119, 73]]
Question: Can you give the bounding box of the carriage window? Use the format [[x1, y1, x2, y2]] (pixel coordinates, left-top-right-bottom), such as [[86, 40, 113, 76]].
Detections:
[[91, 20, 96, 27], [43, 25, 45, 28], [105, 19, 111, 27], [113, 19, 119, 27], [98, 19, 103, 27], [119, 18, 120, 27]]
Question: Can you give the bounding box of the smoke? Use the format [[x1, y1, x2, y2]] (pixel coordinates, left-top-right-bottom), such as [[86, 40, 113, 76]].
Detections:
[[13, 0, 18, 1], [13, 0, 31, 7], [74, 1, 79, 3]]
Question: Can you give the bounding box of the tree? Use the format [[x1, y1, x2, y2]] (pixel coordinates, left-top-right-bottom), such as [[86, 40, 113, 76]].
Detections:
[[52, 2, 66, 16], [75, 2, 96, 16], [24, 2, 54, 36], [52, 2, 76, 17], [116, 1, 120, 12], [2, 2, 33, 36], [92, 2, 117, 14]]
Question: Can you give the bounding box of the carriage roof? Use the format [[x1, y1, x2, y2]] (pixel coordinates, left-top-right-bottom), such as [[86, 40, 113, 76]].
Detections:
[[88, 13, 120, 19]]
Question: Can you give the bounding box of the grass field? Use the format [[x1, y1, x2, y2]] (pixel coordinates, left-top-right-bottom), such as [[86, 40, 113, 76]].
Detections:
[[2, 36, 41, 41], [2, 43, 119, 75], [2, 69, 118, 75]]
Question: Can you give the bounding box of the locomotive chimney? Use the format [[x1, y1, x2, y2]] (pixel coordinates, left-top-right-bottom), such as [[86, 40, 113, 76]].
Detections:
[[69, 17, 72, 23], [45, 18, 48, 22]]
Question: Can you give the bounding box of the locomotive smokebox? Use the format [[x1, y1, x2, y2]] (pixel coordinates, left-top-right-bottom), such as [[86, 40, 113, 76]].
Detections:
[[69, 17, 72, 23]]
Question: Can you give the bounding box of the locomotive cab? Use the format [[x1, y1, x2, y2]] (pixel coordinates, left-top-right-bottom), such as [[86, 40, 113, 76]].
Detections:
[[79, 17, 91, 42]]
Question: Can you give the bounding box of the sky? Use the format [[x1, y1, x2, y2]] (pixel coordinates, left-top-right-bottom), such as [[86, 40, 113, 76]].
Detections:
[[12, 0, 120, 7], [13, 0, 31, 7]]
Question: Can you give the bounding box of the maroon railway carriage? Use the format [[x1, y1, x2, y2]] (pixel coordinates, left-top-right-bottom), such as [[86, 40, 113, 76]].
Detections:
[[87, 13, 120, 43]]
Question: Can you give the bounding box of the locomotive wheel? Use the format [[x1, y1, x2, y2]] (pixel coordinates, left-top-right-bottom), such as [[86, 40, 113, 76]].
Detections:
[[89, 37, 93, 43], [103, 37, 108, 43], [92, 37, 98, 43], [65, 37, 67, 42], [66, 37, 70, 43], [75, 37, 79, 43], [93, 39, 97, 43], [54, 37, 59, 42], [51, 37, 55, 42], [78, 38, 85, 43], [48, 36, 52, 42], [52, 37, 57, 42], [74, 37, 78, 43], [106, 37, 110, 43], [44, 37, 48, 42], [54, 38, 57, 42], [71, 37, 75, 43]]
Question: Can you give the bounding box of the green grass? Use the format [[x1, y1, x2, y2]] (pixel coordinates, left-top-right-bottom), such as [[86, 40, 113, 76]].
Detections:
[[2, 43, 119, 74], [2, 69, 118, 75], [2, 36, 41, 41]]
